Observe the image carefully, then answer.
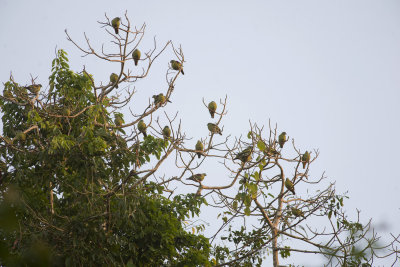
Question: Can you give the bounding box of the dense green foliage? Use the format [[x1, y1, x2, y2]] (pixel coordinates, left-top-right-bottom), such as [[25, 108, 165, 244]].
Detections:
[[0, 50, 210, 266]]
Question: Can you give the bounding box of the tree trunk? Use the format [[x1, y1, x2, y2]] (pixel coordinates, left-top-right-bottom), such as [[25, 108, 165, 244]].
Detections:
[[50, 181, 54, 214], [272, 228, 279, 267]]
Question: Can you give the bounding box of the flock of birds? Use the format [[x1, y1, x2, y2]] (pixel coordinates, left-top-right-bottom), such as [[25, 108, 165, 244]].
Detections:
[[110, 16, 308, 216]]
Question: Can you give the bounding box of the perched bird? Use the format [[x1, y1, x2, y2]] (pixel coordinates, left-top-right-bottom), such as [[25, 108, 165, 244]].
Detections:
[[234, 146, 253, 163], [132, 49, 141, 66], [3, 90, 13, 98], [24, 84, 42, 94], [291, 207, 305, 218], [111, 17, 121, 34], [278, 132, 287, 148], [15, 132, 26, 142], [207, 123, 222, 135], [152, 93, 170, 106], [170, 60, 184, 75], [302, 151, 310, 169], [138, 120, 147, 137], [162, 126, 171, 140], [114, 114, 124, 126], [264, 145, 279, 156], [285, 178, 295, 195], [110, 73, 119, 88], [208, 101, 217, 119], [195, 140, 204, 158], [187, 173, 206, 183]]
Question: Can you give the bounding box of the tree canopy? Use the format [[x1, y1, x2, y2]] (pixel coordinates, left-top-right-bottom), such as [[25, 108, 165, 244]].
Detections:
[[1, 13, 399, 267]]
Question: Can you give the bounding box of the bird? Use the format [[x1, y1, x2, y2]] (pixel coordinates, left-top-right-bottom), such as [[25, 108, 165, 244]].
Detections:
[[195, 140, 204, 158], [207, 123, 222, 135], [170, 60, 184, 75], [187, 173, 206, 183], [208, 101, 217, 119], [162, 126, 171, 140], [24, 84, 42, 94], [264, 145, 279, 157], [152, 93, 170, 106], [3, 90, 13, 98], [110, 73, 119, 88], [14, 132, 26, 142], [138, 120, 147, 137], [114, 114, 124, 126], [132, 49, 141, 66], [285, 178, 295, 195], [234, 146, 253, 163], [291, 207, 305, 218], [111, 17, 121, 34], [278, 132, 287, 148], [302, 151, 310, 169]]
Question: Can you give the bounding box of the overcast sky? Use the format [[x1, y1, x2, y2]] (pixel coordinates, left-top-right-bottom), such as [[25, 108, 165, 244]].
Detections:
[[1, 0, 400, 266]]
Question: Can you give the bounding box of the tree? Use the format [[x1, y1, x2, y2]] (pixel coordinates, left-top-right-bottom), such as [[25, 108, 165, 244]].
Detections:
[[1, 13, 399, 266]]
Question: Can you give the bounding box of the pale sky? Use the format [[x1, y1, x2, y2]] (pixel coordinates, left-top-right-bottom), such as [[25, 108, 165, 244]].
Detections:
[[1, 0, 400, 266]]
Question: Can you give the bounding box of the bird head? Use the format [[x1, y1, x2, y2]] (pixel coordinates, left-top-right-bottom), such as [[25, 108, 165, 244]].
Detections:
[[282, 132, 286, 135]]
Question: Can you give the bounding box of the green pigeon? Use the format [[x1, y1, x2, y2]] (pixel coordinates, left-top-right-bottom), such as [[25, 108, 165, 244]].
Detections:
[[170, 60, 184, 75], [111, 17, 121, 34], [114, 114, 124, 126], [152, 93, 170, 106], [132, 49, 141, 66], [291, 207, 305, 218], [207, 123, 222, 135], [110, 73, 119, 88], [285, 178, 295, 195], [302, 151, 310, 169], [264, 146, 279, 156], [234, 146, 253, 163], [3, 90, 13, 98], [24, 84, 42, 94], [162, 126, 171, 140], [208, 101, 217, 119], [195, 140, 204, 158], [138, 120, 147, 137], [15, 132, 26, 142], [187, 173, 206, 183], [278, 132, 287, 148]]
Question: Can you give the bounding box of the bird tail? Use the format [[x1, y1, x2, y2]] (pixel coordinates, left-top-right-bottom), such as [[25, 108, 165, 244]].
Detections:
[[302, 162, 306, 169], [115, 28, 119, 34], [197, 152, 201, 159], [209, 110, 214, 119], [181, 70, 185, 75], [143, 132, 147, 137], [134, 59, 138, 66]]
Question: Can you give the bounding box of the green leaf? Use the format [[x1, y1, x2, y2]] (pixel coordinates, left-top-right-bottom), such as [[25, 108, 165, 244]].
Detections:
[[244, 207, 251, 216], [257, 140, 266, 151]]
